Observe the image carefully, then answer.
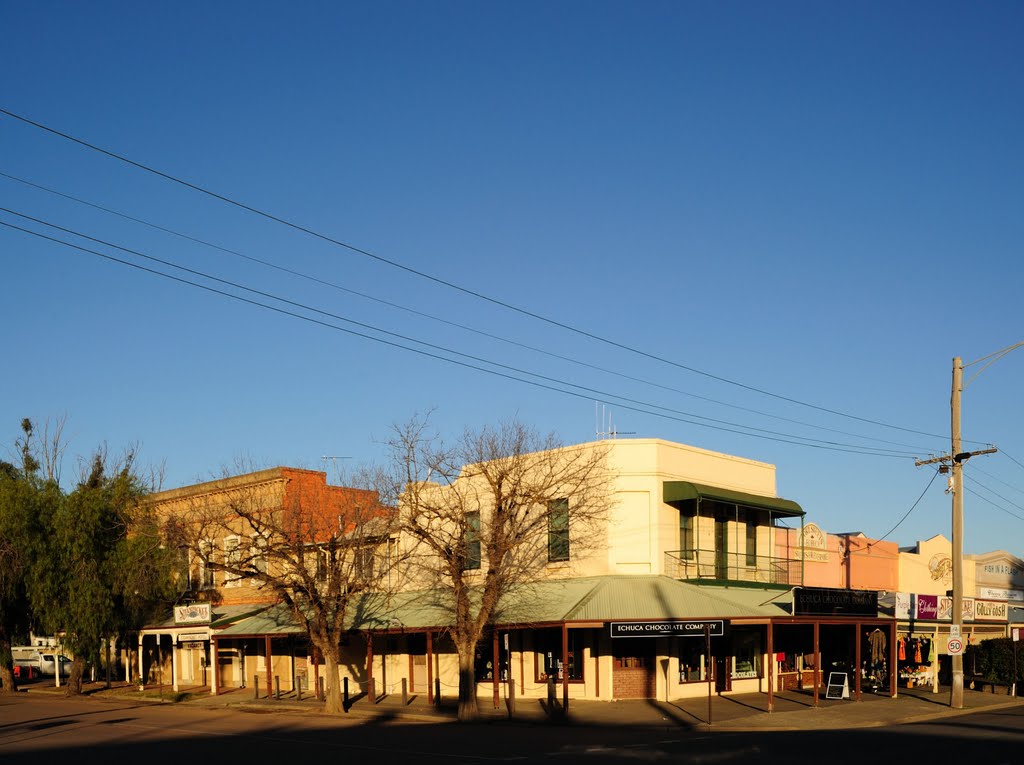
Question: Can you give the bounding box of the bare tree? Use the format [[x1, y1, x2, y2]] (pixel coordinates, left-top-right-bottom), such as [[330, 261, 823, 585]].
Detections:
[[174, 468, 395, 714], [386, 417, 612, 721]]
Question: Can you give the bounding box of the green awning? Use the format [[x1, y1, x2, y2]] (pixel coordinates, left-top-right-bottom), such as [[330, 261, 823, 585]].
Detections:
[[663, 481, 804, 518]]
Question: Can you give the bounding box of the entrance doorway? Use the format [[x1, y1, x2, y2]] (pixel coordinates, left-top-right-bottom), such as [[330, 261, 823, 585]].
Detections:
[[612, 641, 655, 698]]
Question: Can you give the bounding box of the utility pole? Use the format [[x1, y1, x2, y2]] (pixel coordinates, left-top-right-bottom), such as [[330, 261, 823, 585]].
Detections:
[[950, 356, 965, 710], [915, 356, 997, 709]]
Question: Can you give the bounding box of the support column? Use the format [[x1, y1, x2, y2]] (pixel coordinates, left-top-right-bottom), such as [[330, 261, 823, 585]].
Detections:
[[426, 631, 434, 705], [855, 622, 862, 700], [313, 647, 320, 699], [367, 633, 375, 703], [265, 636, 273, 699], [889, 621, 897, 698], [767, 621, 774, 712], [138, 634, 145, 687], [211, 637, 219, 695], [492, 631, 500, 709], [813, 621, 820, 707], [171, 637, 179, 692], [562, 623, 569, 713]]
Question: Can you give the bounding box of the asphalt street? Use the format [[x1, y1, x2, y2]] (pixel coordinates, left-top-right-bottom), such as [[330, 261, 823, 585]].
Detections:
[[2, 693, 1023, 764]]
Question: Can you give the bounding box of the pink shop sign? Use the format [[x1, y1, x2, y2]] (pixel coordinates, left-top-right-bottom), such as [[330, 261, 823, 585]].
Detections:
[[915, 595, 938, 619]]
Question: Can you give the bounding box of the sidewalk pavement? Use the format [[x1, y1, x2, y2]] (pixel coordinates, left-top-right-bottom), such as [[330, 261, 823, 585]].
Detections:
[[26, 679, 1024, 732]]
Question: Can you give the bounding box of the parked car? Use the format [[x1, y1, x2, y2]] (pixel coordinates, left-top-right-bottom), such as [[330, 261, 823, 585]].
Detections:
[[38, 653, 74, 676]]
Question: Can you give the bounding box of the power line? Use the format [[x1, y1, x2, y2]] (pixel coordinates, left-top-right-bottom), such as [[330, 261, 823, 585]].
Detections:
[[965, 474, 1024, 517], [0, 106, 957, 443], [869, 467, 941, 546], [962, 487, 1024, 524], [999, 450, 1024, 473], [0, 170, 944, 454], [0, 215, 919, 459], [969, 464, 1024, 499]]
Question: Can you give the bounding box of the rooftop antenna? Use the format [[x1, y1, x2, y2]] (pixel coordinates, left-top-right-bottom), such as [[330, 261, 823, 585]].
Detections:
[[595, 402, 635, 440], [321, 455, 351, 479]]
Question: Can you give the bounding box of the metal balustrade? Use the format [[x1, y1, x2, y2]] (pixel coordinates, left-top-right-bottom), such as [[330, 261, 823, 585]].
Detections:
[[664, 548, 800, 586]]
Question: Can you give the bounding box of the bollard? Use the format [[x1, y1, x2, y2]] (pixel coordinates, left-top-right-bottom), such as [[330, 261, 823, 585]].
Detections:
[[297, 675, 303, 702], [370, 678, 377, 704], [435, 677, 441, 707], [318, 676, 325, 702], [547, 676, 555, 707], [344, 677, 349, 709], [254, 675, 260, 700], [509, 679, 516, 717], [402, 678, 408, 706], [274, 676, 280, 700]]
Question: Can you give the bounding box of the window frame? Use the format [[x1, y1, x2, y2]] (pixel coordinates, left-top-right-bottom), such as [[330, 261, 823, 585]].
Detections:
[[547, 498, 570, 563], [464, 511, 481, 571]]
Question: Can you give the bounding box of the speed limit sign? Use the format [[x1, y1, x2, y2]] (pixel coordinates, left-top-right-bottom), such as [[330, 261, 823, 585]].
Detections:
[[947, 638, 964, 655]]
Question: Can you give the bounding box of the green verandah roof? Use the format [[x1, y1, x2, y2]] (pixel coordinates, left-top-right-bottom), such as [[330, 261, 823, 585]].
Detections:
[[214, 576, 793, 637], [663, 481, 804, 518]]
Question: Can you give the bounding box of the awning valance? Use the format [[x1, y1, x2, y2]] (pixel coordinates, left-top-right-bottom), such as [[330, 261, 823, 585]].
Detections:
[[663, 481, 804, 518]]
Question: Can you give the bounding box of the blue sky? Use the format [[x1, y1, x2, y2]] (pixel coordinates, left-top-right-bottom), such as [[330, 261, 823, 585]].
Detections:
[[2, 1, 1022, 555]]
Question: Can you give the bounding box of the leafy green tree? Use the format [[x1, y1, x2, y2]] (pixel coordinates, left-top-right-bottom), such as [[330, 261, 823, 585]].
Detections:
[[10, 419, 182, 696], [0, 461, 32, 693], [0, 420, 50, 693]]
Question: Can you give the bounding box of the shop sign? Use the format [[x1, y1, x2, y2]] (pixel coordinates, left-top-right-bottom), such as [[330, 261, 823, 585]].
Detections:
[[174, 603, 212, 625], [796, 523, 830, 562], [794, 587, 877, 617], [915, 595, 939, 620], [937, 597, 975, 622], [979, 587, 1024, 602], [894, 592, 912, 620], [973, 600, 1008, 621], [609, 620, 724, 638], [182, 641, 204, 650], [177, 632, 208, 643]]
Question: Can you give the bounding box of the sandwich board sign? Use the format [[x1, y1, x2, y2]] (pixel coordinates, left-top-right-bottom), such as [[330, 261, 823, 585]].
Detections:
[[825, 672, 850, 700]]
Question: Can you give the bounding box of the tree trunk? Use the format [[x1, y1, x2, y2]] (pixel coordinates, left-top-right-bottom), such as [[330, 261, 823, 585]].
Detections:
[[64, 656, 86, 696], [456, 644, 478, 721], [321, 648, 344, 714], [0, 635, 17, 695]]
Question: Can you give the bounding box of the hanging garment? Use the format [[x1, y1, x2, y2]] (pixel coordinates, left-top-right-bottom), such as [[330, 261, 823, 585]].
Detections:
[[914, 639, 922, 663], [898, 637, 906, 661], [869, 629, 887, 664], [927, 638, 936, 663]]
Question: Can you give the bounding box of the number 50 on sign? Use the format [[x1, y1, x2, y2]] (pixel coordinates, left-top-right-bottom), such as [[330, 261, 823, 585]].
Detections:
[[947, 638, 964, 655]]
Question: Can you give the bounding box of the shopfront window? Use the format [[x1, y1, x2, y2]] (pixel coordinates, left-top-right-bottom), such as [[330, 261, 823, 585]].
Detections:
[[474, 633, 510, 682], [731, 628, 761, 679], [535, 629, 584, 682], [679, 639, 709, 683]]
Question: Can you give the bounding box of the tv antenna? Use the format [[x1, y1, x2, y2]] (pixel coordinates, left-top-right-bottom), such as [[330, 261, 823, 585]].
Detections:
[[594, 402, 635, 440]]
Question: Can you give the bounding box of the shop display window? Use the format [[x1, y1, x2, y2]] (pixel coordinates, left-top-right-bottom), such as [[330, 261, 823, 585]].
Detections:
[[679, 639, 709, 683], [731, 629, 761, 679], [535, 629, 584, 682]]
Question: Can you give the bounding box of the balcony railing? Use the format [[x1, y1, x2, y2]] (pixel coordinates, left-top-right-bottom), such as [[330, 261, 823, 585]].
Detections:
[[665, 548, 800, 586]]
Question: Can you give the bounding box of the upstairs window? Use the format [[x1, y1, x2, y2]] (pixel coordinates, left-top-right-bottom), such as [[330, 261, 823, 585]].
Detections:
[[464, 512, 481, 570], [253, 536, 269, 577], [746, 519, 758, 566], [354, 546, 375, 582], [679, 511, 695, 560], [223, 536, 240, 588], [548, 498, 570, 563], [198, 541, 215, 589]]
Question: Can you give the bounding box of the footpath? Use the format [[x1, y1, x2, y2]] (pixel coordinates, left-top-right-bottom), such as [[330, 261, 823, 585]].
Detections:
[[22, 678, 1024, 732]]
